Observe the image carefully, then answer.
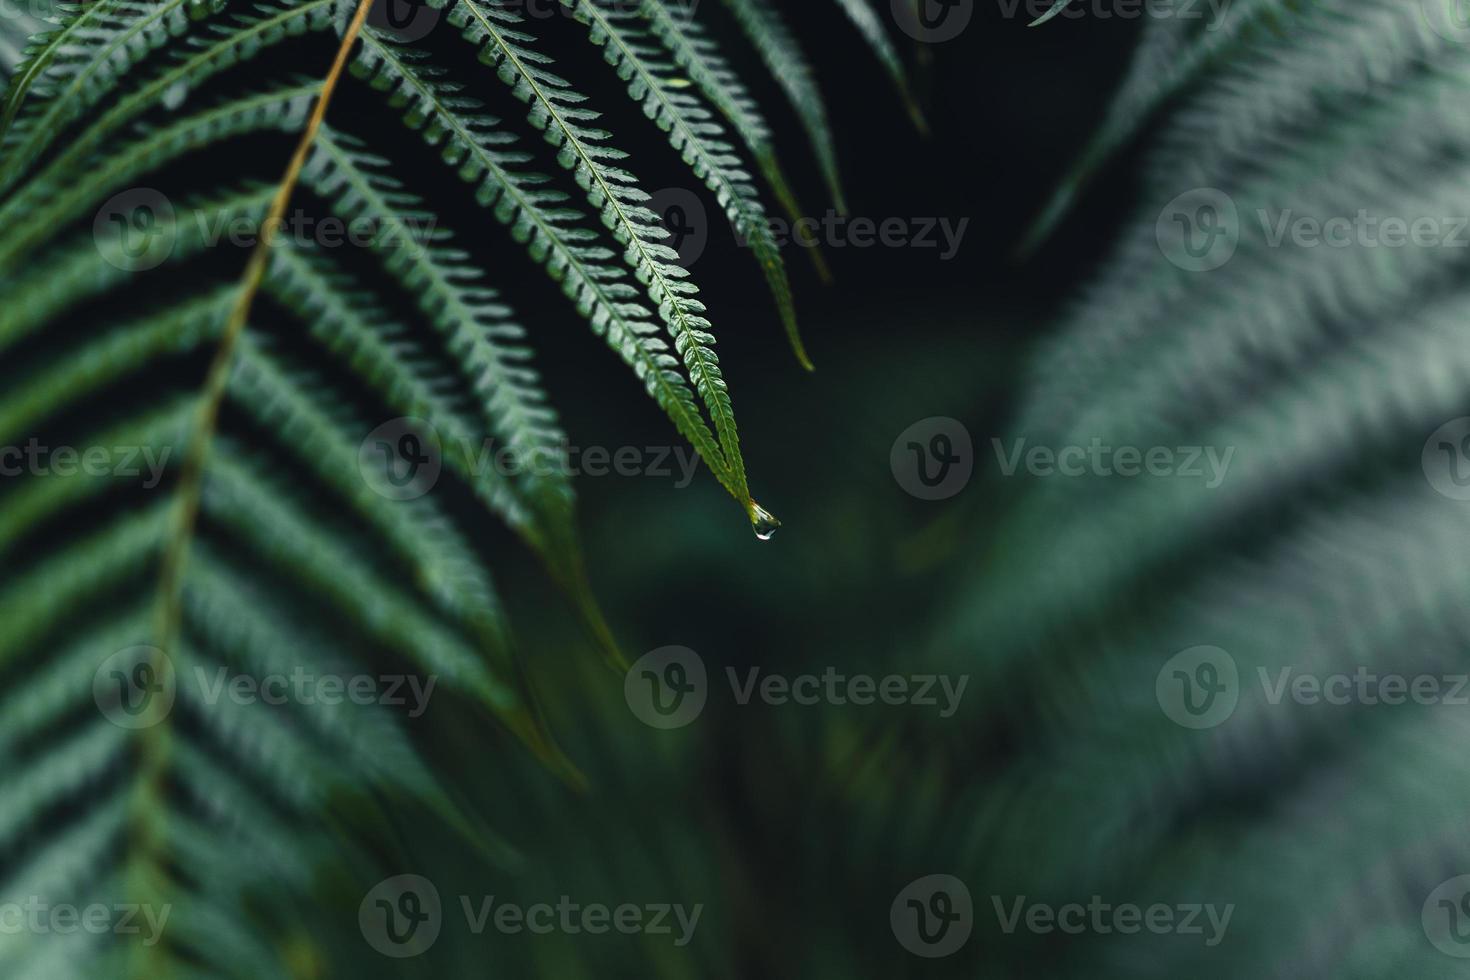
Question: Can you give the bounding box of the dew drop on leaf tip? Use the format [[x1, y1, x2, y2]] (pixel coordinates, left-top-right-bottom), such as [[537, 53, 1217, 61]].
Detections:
[[750, 503, 781, 541]]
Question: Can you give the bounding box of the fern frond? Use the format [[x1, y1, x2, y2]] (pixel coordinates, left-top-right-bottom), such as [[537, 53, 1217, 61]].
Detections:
[[0, 82, 319, 269], [719, 0, 847, 212], [304, 130, 575, 531], [0, 6, 562, 967], [264, 243, 545, 547], [1, 0, 125, 135], [0, 0, 336, 208], [0, 184, 275, 358], [0, 0, 211, 192], [352, 29, 750, 510], [0, 292, 232, 446], [882, 9, 1470, 978], [0, 408, 192, 561], [0, 282, 535, 718], [228, 337, 518, 661], [205, 443, 521, 705], [295, 138, 623, 662], [564, 0, 812, 368], [637, 0, 829, 286], [830, 0, 926, 132], [1017, 0, 1433, 252], [1019, 9, 1470, 440], [435, 0, 767, 524]]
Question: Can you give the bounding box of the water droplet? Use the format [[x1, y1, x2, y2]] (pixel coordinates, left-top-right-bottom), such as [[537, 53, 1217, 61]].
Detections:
[[750, 503, 781, 541], [162, 81, 189, 111]]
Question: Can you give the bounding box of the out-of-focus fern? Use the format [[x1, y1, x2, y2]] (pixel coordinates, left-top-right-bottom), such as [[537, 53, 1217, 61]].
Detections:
[[816, 2, 1470, 976], [0, 0, 920, 974]]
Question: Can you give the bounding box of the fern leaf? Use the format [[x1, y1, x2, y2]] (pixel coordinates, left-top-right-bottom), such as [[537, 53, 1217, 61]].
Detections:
[[719, 0, 847, 212], [0, 184, 275, 359], [638, 0, 829, 284], [304, 130, 575, 530], [295, 136, 623, 663], [1, 0, 126, 135], [1017, 0, 1375, 252], [352, 29, 752, 511], [0, 0, 210, 192], [0, 82, 319, 269], [565, 0, 812, 368], [1, 0, 336, 208], [229, 337, 518, 660], [830, 0, 926, 132], [434, 0, 768, 524]]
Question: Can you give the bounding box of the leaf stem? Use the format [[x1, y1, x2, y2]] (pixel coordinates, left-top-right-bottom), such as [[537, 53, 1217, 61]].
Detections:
[[126, 9, 377, 972], [153, 0, 378, 654]]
